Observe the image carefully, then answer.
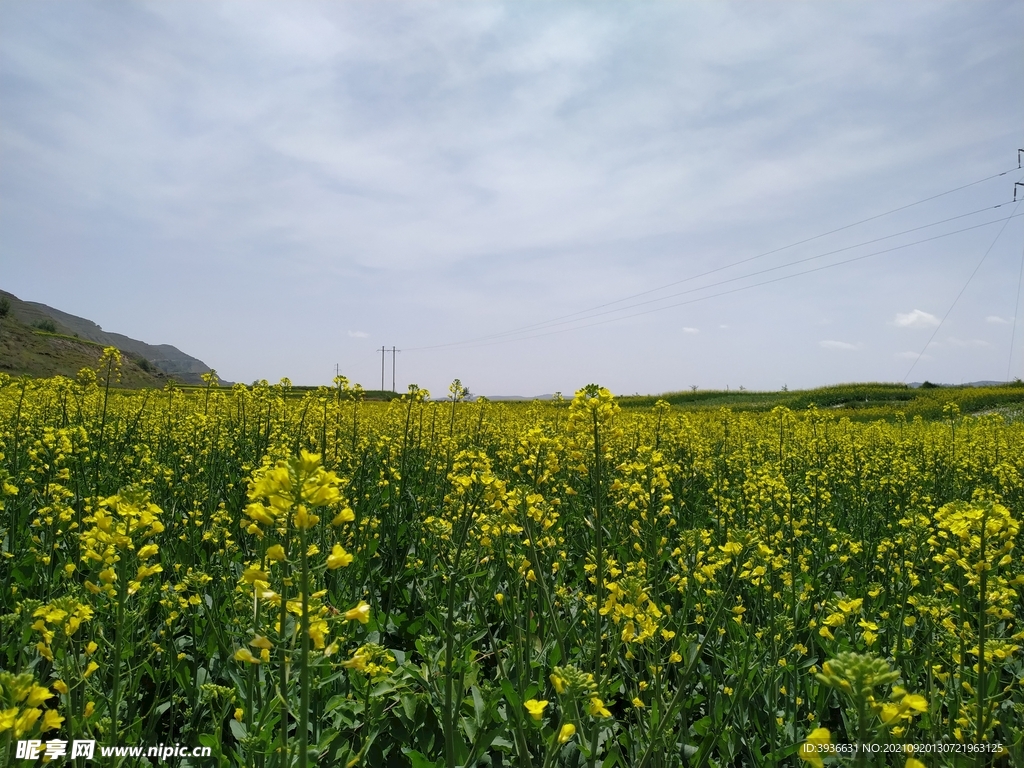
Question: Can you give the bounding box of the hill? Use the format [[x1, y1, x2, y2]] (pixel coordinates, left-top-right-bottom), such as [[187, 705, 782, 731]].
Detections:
[[0, 289, 218, 385]]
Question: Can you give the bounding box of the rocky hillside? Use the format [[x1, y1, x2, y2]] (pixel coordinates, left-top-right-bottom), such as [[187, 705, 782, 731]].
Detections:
[[0, 289, 219, 385]]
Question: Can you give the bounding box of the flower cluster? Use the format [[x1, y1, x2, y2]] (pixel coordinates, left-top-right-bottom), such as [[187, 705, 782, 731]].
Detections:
[[0, 672, 62, 739]]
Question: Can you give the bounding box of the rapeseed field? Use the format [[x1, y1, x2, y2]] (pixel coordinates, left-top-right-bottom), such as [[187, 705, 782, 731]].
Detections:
[[1, 352, 1022, 766]]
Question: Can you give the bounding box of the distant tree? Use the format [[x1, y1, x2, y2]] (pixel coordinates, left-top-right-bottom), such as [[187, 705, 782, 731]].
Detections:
[[33, 319, 56, 333]]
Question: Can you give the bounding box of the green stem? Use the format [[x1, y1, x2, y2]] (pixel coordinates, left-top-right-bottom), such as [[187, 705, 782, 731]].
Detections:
[[278, 534, 291, 764], [591, 408, 604, 680], [109, 559, 127, 743], [298, 525, 311, 768], [976, 511, 987, 756], [854, 692, 867, 768], [444, 498, 474, 768]]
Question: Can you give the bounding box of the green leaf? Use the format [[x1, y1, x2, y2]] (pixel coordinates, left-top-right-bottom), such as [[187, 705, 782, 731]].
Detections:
[[401, 693, 420, 723], [500, 679, 521, 710], [471, 685, 486, 724], [325, 694, 347, 714], [461, 714, 478, 743], [401, 747, 442, 768], [692, 715, 712, 736]]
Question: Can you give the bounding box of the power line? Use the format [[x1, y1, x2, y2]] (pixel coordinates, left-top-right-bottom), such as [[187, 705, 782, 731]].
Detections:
[[903, 200, 1023, 382], [407, 200, 1014, 349], [413, 211, 1024, 352], [1007, 234, 1024, 382], [404, 166, 1018, 352]]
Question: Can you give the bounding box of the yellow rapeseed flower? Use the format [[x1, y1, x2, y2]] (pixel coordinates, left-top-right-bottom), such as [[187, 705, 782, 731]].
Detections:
[[41, 709, 63, 733], [327, 544, 353, 570], [345, 601, 371, 624], [331, 507, 356, 526], [588, 697, 612, 718], [293, 505, 319, 530], [799, 727, 831, 768], [902, 693, 927, 713], [0, 707, 17, 731], [242, 568, 269, 584], [524, 699, 548, 721], [342, 652, 369, 672], [24, 685, 52, 707], [234, 648, 260, 664], [14, 708, 41, 738]]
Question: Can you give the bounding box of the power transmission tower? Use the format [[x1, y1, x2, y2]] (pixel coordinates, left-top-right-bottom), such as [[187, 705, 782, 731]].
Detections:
[[379, 347, 386, 391], [391, 346, 399, 392]]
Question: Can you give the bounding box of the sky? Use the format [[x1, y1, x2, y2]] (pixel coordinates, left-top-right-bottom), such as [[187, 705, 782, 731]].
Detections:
[[2, 1, 1023, 396]]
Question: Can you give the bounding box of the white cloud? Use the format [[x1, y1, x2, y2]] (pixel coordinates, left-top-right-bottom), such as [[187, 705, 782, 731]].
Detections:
[[986, 315, 1010, 324], [894, 309, 940, 329], [719, 324, 729, 329], [348, 330, 368, 338], [681, 326, 699, 334], [819, 340, 862, 350], [895, 351, 931, 360]]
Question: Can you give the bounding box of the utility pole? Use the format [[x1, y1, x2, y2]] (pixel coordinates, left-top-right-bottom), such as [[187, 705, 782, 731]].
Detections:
[[391, 346, 398, 392], [379, 347, 386, 391]]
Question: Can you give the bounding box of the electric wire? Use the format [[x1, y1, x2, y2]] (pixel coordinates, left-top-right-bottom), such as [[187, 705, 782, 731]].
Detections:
[[406, 201, 1014, 349], [1008, 235, 1024, 381], [403, 166, 1018, 352], [902, 199, 1024, 382], [415, 212, 1024, 352]]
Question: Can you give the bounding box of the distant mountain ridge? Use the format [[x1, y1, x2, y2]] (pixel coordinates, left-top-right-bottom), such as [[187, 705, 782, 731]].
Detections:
[[1, 289, 218, 385]]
